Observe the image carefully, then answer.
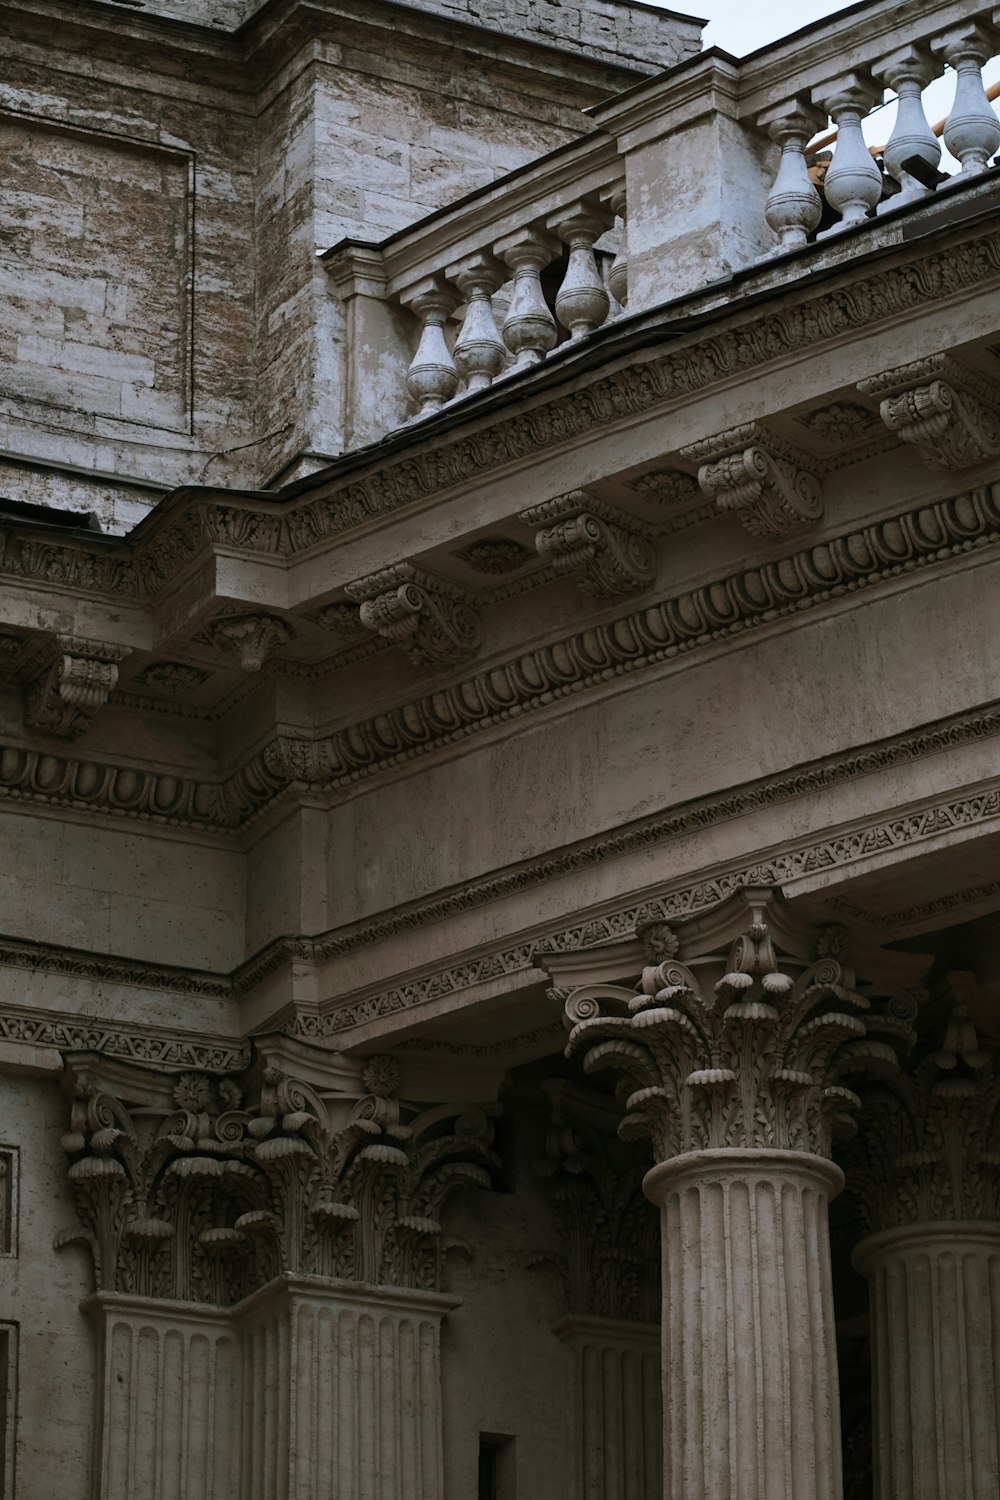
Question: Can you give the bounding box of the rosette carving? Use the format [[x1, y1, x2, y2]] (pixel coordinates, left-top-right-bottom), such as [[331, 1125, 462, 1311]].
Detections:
[[56, 1071, 265, 1305], [561, 907, 901, 1162]]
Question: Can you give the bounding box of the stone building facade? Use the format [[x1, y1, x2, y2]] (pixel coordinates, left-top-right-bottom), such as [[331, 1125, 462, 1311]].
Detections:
[[1, 0, 999, 1496]]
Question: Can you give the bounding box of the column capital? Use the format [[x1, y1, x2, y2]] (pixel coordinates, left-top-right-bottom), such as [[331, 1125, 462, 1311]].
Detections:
[[559, 889, 906, 1163], [844, 978, 1000, 1235]]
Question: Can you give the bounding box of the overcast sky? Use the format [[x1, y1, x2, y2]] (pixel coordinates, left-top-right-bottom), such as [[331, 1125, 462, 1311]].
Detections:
[[664, 0, 1000, 160], [693, 0, 849, 55]]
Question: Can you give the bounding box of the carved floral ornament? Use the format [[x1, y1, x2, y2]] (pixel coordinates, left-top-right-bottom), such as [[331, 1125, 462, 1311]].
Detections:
[[345, 563, 481, 668], [536, 1079, 659, 1323], [859, 354, 1000, 470], [843, 986, 1000, 1232], [56, 1059, 498, 1306], [556, 895, 915, 1163]]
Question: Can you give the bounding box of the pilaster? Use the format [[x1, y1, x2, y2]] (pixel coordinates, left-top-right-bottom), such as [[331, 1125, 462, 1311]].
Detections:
[[55, 1049, 497, 1500]]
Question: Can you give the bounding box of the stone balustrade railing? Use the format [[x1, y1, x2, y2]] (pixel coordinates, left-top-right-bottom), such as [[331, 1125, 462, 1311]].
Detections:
[[325, 0, 1000, 446]]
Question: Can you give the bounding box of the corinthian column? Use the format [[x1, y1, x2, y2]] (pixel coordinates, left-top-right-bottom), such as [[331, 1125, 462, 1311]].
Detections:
[[550, 890, 902, 1500], [847, 981, 1000, 1500]]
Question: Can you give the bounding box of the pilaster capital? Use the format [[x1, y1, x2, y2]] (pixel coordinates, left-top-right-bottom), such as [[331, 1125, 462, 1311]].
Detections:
[[537, 1078, 659, 1322], [55, 1054, 499, 1304]]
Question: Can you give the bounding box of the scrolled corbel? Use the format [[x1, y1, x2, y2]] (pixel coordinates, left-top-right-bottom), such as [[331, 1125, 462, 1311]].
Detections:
[[23, 634, 133, 741], [345, 563, 481, 667], [680, 422, 823, 536], [519, 490, 657, 598]]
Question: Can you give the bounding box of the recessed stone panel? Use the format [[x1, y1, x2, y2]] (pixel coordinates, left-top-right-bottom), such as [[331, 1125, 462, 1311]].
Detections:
[[0, 111, 193, 432]]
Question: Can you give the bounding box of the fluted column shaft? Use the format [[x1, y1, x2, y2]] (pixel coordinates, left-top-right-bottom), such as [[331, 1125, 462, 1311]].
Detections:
[[854, 1222, 1000, 1500], [645, 1150, 844, 1500]]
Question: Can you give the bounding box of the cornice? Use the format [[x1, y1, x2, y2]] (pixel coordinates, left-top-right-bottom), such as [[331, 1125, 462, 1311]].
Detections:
[[3, 225, 999, 616], [3, 480, 1000, 833], [0, 934, 232, 998]]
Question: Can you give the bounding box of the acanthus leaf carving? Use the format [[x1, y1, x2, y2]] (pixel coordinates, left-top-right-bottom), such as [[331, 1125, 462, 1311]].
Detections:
[[680, 423, 824, 536], [23, 635, 132, 741], [520, 490, 657, 599], [56, 1055, 498, 1303], [198, 613, 294, 673], [842, 981, 1000, 1233], [858, 354, 1000, 469], [345, 563, 481, 667], [538, 1079, 659, 1322], [558, 893, 901, 1163]]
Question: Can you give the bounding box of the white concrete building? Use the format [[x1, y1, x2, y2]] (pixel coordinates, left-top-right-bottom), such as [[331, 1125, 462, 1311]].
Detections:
[[1, 0, 1000, 1495]]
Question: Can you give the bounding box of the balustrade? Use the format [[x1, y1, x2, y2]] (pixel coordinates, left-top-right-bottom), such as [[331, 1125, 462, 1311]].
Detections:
[[326, 0, 1000, 444]]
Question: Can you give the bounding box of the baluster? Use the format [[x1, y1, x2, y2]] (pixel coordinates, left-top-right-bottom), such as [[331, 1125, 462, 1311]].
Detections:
[[812, 73, 883, 230], [447, 252, 506, 394], [607, 188, 628, 311], [872, 45, 941, 205], [403, 277, 460, 419], [933, 21, 1000, 175], [550, 201, 611, 341], [757, 99, 825, 251], [495, 227, 559, 372]]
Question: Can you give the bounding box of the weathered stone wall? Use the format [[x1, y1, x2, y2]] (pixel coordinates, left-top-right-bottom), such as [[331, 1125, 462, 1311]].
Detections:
[[0, 1074, 95, 1500], [0, 5, 256, 525], [0, 0, 698, 521], [254, 22, 622, 478], [115, 0, 702, 72]]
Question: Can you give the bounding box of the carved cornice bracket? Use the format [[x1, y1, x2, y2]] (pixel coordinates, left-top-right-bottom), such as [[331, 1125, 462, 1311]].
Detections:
[[680, 422, 824, 536], [23, 635, 132, 741], [519, 490, 657, 598], [858, 354, 1000, 469], [199, 613, 294, 673], [345, 563, 481, 667]]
